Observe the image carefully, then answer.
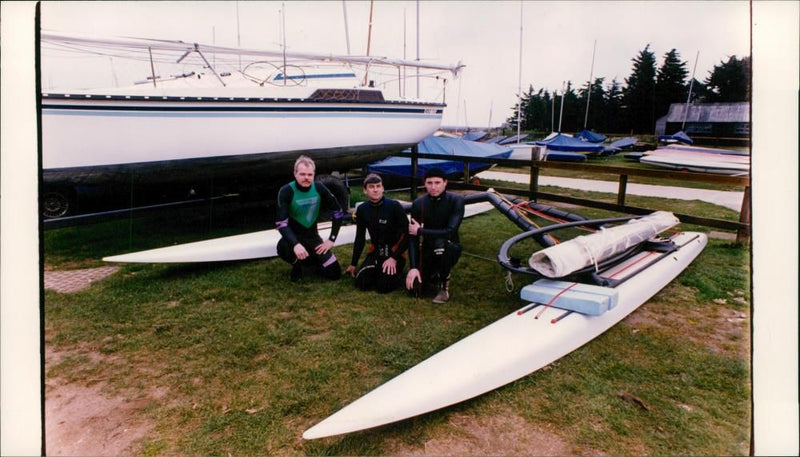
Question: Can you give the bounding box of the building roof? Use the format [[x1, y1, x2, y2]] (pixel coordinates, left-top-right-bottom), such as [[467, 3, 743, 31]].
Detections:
[[663, 102, 750, 123]]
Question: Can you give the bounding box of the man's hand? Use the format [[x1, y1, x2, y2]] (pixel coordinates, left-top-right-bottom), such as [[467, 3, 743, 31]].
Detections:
[[294, 243, 309, 260], [406, 268, 421, 291], [408, 217, 421, 236], [345, 265, 356, 277], [315, 239, 335, 255], [381, 257, 397, 275]]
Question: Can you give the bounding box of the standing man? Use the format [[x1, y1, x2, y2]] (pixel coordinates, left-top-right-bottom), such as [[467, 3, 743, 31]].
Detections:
[[346, 173, 409, 293], [276, 155, 344, 282], [405, 168, 465, 303]]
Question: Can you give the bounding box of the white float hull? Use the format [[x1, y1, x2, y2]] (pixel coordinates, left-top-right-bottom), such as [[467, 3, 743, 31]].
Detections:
[[303, 231, 707, 439], [102, 202, 493, 263]]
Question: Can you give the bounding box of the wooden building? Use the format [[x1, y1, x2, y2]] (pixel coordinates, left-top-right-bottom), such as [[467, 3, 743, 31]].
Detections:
[[656, 102, 750, 146]]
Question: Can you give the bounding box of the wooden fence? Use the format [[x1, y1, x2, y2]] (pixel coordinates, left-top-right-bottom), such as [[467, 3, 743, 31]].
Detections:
[[405, 148, 751, 243]]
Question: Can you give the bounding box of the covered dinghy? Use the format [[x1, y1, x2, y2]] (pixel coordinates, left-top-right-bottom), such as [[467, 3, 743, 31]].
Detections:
[[658, 130, 693, 145], [498, 134, 529, 145], [462, 130, 488, 142], [484, 135, 507, 144], [535, 133, 604, 153], [576, 129, 607, 143], [602, 137, 638, 155], [366, 134, 512, 179]]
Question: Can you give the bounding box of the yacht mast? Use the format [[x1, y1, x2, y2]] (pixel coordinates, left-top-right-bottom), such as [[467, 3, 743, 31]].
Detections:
[[342, 1, 351, 55], [682, 51, 700, 131], [583, 39, 597, 130], [516, 1, 523, 142]]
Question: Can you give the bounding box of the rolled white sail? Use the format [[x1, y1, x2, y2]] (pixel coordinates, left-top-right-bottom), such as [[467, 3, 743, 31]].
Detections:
[[529, 211, 679, 278]]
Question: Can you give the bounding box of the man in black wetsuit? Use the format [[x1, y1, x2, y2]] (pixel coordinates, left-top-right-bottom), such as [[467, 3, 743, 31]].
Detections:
[[345, 173, 409, 293], [276, 155, 345, 282], [405, 167, 465, 303]]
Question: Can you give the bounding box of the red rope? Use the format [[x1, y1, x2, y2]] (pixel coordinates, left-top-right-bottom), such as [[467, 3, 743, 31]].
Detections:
[[606, 251, 657, 280], [535, 282, 579, 320]]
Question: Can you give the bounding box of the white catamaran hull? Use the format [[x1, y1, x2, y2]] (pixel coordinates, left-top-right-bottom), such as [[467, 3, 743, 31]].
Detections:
[[303, 231, 707, 439], [102, 202, 493, 263]]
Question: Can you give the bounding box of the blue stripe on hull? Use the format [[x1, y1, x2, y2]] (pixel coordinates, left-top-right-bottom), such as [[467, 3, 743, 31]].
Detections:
[[43, 104, 441, 113], [42, 109, 442, 119]]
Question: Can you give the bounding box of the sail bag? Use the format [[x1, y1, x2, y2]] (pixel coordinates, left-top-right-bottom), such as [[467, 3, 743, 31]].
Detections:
[[529, 211, 679, 278]]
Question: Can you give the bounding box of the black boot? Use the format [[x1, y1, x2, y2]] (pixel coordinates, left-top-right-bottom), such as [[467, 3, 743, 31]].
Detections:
[[433, 279, 450, 304]]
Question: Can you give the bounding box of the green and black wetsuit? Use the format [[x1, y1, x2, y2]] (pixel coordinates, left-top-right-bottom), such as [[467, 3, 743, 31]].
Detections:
[[276, 180, 344, 279]]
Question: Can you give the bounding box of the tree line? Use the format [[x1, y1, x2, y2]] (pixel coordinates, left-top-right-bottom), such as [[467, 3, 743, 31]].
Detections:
[[506, 46, 751, 135]]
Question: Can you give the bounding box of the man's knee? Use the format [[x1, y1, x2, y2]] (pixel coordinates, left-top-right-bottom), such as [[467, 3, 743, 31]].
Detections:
[[445, 242, 462, 266], [277, 238, 295, 263], [354, 264, 376, 290], [321, 261, 341, 280]]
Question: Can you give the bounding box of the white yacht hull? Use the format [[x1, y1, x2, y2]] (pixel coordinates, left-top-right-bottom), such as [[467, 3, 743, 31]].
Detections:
[[42, 94, 443, 172]]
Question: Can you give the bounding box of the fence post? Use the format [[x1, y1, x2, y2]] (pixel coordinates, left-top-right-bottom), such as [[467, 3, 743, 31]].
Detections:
[[410, 144, 419, 202], [529, 159, 539, 202], [736, 186, 751, 243], [617, 174, 628, 206]]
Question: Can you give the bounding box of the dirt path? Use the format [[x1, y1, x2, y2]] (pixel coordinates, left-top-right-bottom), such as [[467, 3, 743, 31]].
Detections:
[[44, 266, 155, 455], [44, 343, 160, 456]]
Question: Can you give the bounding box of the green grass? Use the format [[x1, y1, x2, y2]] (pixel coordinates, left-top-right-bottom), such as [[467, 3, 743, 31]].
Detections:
[[44, 193, 751, 455]]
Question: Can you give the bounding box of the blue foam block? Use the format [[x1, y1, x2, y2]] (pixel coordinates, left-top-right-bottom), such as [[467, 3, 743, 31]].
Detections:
[[520, 279, 619, 316]]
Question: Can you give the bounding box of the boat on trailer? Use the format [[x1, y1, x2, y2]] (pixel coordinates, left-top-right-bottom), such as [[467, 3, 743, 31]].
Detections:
[[40, 32, 463, 217]]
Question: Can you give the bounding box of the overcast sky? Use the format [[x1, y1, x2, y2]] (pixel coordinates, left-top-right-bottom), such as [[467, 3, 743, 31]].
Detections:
[[40, 0, 750, 128]]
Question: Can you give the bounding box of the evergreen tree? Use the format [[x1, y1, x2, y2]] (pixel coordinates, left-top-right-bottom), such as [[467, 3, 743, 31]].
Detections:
[[577, 77, 607, 132], [506, 85, 531, 131], [687, 77, 711, 103], [506, 47, 747, 134], [655, 49, 689, 120], [527, 88, 552, 133], [704, 55, 751, 102], [506, 85, 553, 134], [622, 45, 657, 133], [557, 81, 580, 133], [540, 89, 554, 133], [604, 78, 625, 133]]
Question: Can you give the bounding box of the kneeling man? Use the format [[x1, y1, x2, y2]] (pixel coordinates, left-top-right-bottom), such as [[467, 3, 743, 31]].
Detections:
[[405, 168, 465, 303], [346, 174, 408, 293], [276, 155, 344, 282]]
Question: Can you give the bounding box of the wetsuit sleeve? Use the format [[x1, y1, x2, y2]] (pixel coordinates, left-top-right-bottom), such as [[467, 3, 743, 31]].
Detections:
[[316, 182, 345, 242], [419, 194, 465, 240], [390, 200, 409, 260], [408, 199, 422, 269], [276, 184, 300, 247], [349, 205, 367, 267]]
